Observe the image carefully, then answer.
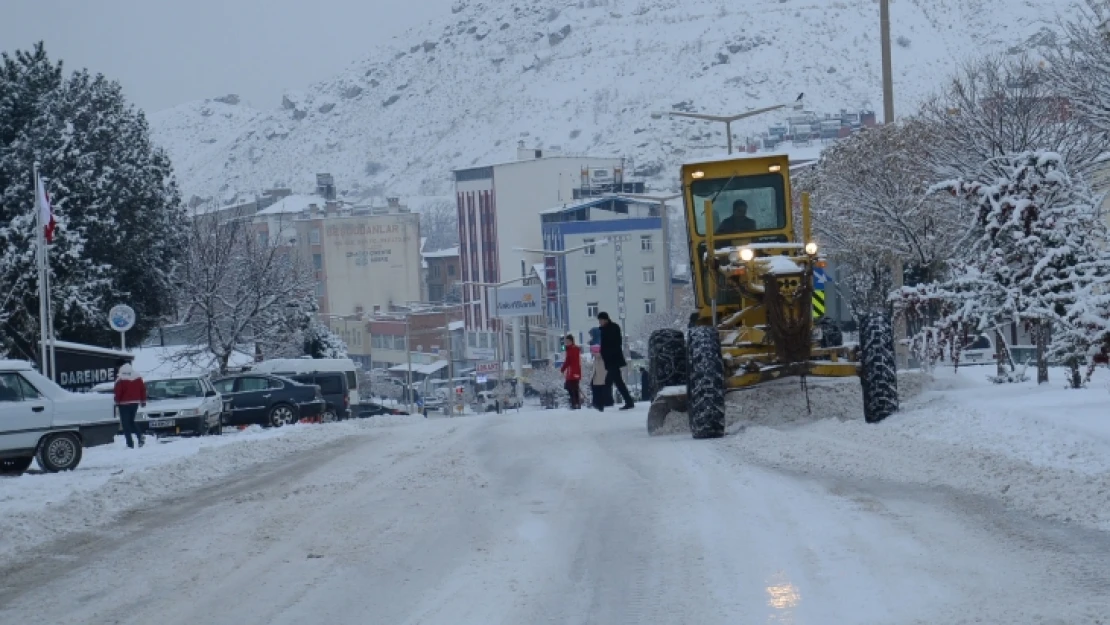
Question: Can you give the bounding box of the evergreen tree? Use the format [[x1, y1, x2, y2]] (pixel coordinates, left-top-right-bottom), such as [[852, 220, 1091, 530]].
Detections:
[[301, 311, 348, 359], [0, 43, 184, 356]]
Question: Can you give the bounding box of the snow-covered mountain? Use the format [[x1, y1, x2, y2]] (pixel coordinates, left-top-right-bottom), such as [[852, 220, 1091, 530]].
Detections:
[[150, 0, 1078, 206]]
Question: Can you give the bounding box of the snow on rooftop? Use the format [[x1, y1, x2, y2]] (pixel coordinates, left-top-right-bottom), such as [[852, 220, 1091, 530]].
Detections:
[[255, 194, 338, 216], [423, 246, 460, 258], [448, 320, 465, 331]]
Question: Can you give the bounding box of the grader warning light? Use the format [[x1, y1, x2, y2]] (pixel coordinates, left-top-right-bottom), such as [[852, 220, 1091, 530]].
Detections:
[[645, 153, 899, 438]]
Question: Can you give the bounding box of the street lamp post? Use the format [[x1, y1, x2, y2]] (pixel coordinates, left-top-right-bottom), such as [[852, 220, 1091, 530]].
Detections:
[[651, 93, 805, 154], [512, 239, 611, 337], [462, 276, 528, 403]]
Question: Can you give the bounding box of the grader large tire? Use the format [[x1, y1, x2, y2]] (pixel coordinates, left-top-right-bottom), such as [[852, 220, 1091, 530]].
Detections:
[[648, 329, 687, 400], [859, 313, 899, 423], [686, 327, 725, 439]]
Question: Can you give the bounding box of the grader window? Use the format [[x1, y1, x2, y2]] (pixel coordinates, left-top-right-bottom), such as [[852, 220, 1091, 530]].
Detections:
[[691, 173, 786, 236]]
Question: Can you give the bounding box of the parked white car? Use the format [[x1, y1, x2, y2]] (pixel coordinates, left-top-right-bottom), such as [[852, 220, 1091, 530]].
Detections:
[[0, 360, 118, 474], [139, 375, 225, 437]]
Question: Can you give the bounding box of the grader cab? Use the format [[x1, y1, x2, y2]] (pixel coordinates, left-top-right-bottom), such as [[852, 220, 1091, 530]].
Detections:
[[646, 153, 899, 438]]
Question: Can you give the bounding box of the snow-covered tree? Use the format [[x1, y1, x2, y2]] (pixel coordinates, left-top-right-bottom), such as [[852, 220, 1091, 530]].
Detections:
[[1048, 11, 1110, 154], [302, 316, 348, 359], [920, 54, 1104, 182], [364, 368, 402, 402], [897, 152, 1110, 385], [0, 43, 185, 356], [528, 365, 565, 408], [633, 283, 694, 346], [419, 199, 459, 252], [805, 118, 965, 317], [171, 209, 316, 373]]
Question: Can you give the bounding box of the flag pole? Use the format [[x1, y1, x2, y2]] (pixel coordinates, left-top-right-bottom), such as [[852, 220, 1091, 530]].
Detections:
[[34, 162, 49, 377]]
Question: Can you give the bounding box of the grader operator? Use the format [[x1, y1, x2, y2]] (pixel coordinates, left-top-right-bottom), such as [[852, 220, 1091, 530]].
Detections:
[[646, 153, 899, 438]]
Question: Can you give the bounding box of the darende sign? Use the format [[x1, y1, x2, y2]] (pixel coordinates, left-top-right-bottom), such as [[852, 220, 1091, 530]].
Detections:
[[494, 286, 543, 318]]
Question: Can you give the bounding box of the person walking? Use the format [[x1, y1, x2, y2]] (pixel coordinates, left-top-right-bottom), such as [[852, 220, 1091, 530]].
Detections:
[[597, 312, 635, 410], [560, 334, 583, 409], [113, 363, 147, 449]]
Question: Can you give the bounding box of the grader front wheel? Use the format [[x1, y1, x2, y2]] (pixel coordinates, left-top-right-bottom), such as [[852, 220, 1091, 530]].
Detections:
[[687, 326, 725, 439]]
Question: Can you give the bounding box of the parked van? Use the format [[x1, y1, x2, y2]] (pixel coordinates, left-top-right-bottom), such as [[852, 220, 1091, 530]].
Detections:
[[250, 358, 361, 408]]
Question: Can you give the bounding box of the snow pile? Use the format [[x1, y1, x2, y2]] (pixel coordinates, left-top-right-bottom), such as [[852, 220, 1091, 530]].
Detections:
[[726, 367, 1110, 531], [0, 415, 421, 562], [148, 0, 1075, 205]]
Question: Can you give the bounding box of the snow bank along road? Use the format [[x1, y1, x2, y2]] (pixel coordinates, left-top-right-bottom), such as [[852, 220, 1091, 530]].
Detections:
[[1, 404, 1108, 624]]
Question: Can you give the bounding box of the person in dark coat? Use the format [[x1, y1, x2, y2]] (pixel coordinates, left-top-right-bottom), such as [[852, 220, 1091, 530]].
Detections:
[[596, 312, 635, 409]]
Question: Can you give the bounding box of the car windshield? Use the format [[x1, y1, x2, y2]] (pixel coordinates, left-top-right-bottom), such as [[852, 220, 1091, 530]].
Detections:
[[690, 173, 786, 236], [147, 378, 206, 400]]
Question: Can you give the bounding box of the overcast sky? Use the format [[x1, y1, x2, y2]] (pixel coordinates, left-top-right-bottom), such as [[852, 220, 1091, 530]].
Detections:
[[2, 0, 454, 113]]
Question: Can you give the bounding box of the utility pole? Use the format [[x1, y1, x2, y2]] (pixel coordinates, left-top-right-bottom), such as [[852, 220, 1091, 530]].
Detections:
[[880, 0, 895, 124], [405, 317, 414, 415], [879, 0, 907, 369], [443, 323, 454, 417]]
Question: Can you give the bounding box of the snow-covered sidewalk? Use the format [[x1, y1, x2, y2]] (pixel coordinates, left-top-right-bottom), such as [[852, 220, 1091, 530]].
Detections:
[[720, 366, 1110, 530], [0, 415, 422, 562]]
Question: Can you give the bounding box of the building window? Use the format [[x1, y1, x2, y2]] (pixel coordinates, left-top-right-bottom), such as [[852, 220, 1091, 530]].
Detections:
[[432, 265, 441, 278], [468, 333, 477, 347], [448, 264, 456, 277], [641, 235, 653, 251], [583, 238, 596, 255], [258, 232, 269, 248], [587, 302, 599, 318], [310, 228, 321, 245], [644, 298, 656, 314], [642, 266, 655, 283], [315, 283, 324, 297], [313, 254, 322, 271], [585, 271, 597, 287]]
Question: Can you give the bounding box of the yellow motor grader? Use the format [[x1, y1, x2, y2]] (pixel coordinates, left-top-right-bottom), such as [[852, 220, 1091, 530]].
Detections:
[[646, 153, 899, 438]]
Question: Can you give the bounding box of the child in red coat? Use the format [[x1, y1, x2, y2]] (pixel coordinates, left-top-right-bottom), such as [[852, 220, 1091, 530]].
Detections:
[[560, 334, 582, 409]]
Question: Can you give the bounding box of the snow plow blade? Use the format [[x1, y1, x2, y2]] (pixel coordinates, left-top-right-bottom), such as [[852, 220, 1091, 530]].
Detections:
[[647, 386, 687, 435]]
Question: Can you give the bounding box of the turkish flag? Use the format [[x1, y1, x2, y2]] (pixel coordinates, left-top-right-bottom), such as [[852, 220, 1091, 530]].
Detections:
[[36, 176, 56, 244]]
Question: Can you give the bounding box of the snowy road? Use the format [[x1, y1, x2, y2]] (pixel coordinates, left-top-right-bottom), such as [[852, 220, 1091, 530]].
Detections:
[[1, 407, 1107, 624]]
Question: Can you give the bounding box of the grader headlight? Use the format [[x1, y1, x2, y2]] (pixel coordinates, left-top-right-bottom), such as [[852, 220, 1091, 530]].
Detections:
[[804, 242, 818, 255], [728, 250, 740, 264], [739, 248, 755, 262]]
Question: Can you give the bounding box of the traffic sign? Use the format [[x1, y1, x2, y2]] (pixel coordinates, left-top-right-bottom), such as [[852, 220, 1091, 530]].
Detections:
[[813, 267, 828, 291], [108, 305, 136, 332]]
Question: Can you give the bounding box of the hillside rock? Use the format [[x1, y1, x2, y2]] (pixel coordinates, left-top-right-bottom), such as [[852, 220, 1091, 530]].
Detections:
[[149, 0, 1074, 206]]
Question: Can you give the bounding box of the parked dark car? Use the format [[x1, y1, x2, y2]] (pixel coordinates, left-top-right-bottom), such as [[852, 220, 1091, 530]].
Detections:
[[358, 401, 409, 417], [211, 374, 325, 428], [287, 372, 350, 422]]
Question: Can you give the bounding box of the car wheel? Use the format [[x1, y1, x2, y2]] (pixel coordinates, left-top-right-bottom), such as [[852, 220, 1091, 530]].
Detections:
[[323, 409, 338, 423], [268, 404, 298, 428], [36, 433, 83, 472], [195, 414, 209, 437], [212, 416, 223, 436], [0, 457, 33, 475]]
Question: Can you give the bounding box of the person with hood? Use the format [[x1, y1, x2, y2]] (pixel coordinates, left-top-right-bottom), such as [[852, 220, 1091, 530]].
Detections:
[[588, 343, 613, 411], [113, 363, 147, 448], [560, 334, 583, 409], [597, 312, 635, 410]]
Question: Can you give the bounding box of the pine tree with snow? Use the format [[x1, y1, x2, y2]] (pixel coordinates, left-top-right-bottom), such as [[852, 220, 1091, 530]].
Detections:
[[301, 314, 349, 359], [0, 43, 185, 356]]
